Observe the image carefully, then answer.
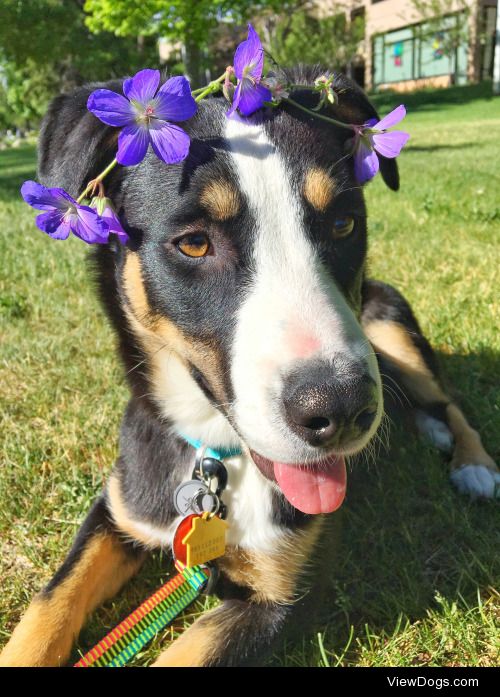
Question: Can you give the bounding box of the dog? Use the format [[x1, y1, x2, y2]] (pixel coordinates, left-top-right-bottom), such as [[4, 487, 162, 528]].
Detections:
[[1, 68, 498, 667]]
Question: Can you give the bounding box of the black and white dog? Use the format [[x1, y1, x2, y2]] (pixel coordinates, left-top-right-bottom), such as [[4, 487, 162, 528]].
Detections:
[[1, 69, 498, 667]]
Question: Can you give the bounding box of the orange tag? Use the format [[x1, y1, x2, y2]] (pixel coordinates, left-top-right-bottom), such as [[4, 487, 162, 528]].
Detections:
[[181, 512, 228, 567], [172, 513, 198, 566]]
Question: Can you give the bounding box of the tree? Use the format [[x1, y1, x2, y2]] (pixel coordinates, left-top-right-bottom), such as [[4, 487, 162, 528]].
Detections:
[[83, 0, 291, 86], [0, 1, 157, 129], [0, 57, 59, 131], [263, 6, 365, 73], [0, 1, 157, 85]]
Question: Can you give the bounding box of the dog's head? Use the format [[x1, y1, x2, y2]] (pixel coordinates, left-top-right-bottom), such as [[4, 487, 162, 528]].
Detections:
[[39, 69, 400, 514]]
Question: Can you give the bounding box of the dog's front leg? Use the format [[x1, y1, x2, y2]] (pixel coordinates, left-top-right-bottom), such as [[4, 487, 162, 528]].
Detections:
[[152, 597, 290, 667], [153, 521, 324, 667], [0, 495, 145, 667]]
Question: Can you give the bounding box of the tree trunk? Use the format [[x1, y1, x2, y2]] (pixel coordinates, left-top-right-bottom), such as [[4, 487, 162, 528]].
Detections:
[[184, 38, 203, 88]]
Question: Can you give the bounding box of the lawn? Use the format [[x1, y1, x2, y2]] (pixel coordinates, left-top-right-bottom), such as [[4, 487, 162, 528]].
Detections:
[[0, 83, 499, 667]]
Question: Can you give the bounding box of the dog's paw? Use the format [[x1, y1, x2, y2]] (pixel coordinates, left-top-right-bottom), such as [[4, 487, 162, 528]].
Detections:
[[415, 411, 454, 453], [450, 464, 500, 500]]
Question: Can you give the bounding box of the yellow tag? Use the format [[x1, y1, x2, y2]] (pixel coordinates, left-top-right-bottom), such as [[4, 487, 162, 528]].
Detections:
[[182, 512, 228, 567]]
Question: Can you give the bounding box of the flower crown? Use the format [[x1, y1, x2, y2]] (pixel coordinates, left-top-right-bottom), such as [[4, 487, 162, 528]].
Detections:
[[21, 24, 409, 246]]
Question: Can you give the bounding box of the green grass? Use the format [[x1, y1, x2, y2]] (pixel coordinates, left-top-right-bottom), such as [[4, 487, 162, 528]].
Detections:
[[1, 83, 499, 667]]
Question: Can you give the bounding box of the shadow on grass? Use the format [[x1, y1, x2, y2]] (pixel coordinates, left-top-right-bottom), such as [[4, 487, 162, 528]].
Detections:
[[0, 145, 37, 202], [370, 81, 495, 115], [405, 142, 476, 153]]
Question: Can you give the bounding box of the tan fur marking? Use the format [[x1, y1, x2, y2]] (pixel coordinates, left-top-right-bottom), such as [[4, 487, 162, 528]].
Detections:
[[122, 252, 229, 407], [200, 180, 241, 221], [0, 534, 142, 667], [303, 168, 336, 212], [152, 618, 220, 667], [122, 255, 191, 374], [446, 404, 498, 472], [123, 251, 156, 329], [363, 319, 447, 404]]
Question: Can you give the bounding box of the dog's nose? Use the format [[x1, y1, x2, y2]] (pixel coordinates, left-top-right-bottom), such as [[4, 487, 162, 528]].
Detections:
[[283, 362, 379, 447]]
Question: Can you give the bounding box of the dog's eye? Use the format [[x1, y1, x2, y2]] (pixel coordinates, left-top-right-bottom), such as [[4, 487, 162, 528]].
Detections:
[[176, 233, 210, 258], [332, 216, 354, 238]]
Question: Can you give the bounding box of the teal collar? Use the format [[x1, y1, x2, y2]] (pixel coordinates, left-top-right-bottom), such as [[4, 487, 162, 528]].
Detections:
[[179, 432, 242, 460]]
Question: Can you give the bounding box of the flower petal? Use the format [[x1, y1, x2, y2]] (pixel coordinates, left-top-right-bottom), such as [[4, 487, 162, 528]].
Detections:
[[123, 69, 160, 105], [116, 125, 150, 166], [354, 139, 379, 184], [233, 24, 264, 80], [35, 210, 70, 239], [72, 207, 109, 244], [21, 181, 75, 211], [87, 89, 135, 127], [237, 80, 272, 116], [149, 121, 191, 164], [155, 76, 197, 122], [226, 81, 242, 118], [374, 105, 406, 131], [372, 130, 410, 158], [101, 205, 129, 245]]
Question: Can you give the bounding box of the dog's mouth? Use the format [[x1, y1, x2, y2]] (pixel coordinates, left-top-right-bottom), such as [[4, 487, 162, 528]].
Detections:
[[249, 450, 346, 515]]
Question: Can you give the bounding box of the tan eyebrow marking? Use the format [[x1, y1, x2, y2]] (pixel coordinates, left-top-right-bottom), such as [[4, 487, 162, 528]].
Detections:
[[200, 180, 241, 221], [303, 168, 336, 212]]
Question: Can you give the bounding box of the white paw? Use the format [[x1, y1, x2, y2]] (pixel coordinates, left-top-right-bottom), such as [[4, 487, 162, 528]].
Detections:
[[415, 411, 454, 453], [450, 464, 500, 500]]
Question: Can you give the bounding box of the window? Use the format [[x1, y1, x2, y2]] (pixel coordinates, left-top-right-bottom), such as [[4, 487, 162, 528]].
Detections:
[[372, 13, 468, 87]]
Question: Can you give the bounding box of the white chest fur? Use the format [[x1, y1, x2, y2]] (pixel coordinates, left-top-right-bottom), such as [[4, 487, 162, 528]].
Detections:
[[221, 452, 286, 550], [113, 452, 287, 553]]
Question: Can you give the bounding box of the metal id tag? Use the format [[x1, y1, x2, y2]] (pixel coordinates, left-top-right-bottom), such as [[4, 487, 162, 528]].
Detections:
[[174, 480, 219, 516]]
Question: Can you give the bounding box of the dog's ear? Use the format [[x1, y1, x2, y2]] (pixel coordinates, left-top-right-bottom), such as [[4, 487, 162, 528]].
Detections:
[[38, 80, 124, 197], [331, 74, 400, 191]]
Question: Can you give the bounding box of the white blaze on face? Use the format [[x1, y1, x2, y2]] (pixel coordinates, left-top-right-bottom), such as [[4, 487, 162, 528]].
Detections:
[[225, 117, 381, 462]]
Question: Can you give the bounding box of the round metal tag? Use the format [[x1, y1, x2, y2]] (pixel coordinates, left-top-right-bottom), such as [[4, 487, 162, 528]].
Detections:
[[174, 480, 206, 516], [174, 480, 218, 516]]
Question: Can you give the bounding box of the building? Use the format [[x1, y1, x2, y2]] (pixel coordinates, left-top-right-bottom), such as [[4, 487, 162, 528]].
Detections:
[[321, 0, 498, 91]]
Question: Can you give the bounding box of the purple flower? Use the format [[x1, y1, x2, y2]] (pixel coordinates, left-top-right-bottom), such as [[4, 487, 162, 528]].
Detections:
[[227, 24, 272, 117], [90, 197, 129, 245], [21, 181, 109, 244], [87, 70, 197, 166], [352, 105, 410, 184]]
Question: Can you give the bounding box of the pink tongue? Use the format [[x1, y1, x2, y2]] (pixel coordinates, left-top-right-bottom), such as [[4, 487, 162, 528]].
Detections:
[[273, 457, 346, 514]]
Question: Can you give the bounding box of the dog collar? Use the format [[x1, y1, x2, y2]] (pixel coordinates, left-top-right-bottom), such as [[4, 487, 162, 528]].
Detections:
[[179, 432, 242, 460]]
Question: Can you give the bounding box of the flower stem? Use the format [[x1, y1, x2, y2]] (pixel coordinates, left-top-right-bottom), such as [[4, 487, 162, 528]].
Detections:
[[283, 97, 357, 132], [193, 72, 227, 103], [191, 72, 226, 95], [77, 158, 118, 203]]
